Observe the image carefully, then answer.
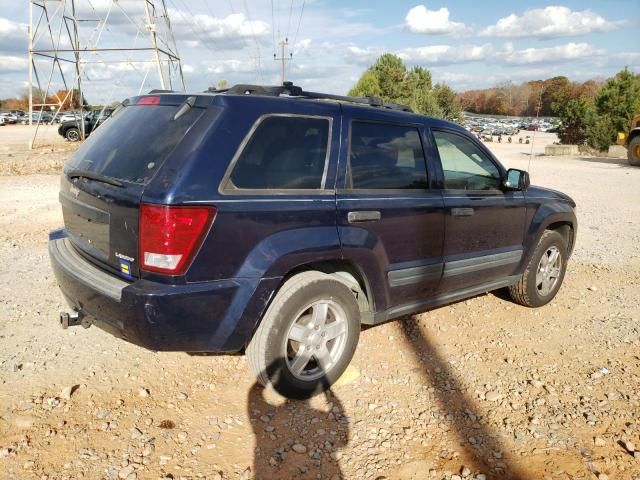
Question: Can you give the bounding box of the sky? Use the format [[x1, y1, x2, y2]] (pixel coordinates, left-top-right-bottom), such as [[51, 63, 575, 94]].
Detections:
[[0, 0, 639, 105]]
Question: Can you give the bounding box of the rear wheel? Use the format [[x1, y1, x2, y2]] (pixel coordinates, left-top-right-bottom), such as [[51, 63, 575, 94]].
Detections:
[[65, 128, 80, 142], [247, 271, 360, 398], [508, 230, 568, 307], [628, 135, 640, 167]]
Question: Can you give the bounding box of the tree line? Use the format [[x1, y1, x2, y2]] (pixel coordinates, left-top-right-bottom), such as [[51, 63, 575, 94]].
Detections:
[[0, 88, 84, 112], [349, 56, 639, 152], [348, 54, 462, 122], [458, 69, 640, 150]]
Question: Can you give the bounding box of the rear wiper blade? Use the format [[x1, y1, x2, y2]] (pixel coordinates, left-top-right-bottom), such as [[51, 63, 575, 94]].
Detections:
[[67, 169, 124, 187]]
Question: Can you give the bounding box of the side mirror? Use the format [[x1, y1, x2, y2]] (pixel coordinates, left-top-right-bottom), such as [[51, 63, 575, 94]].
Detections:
[[503, 168, 530, 191]]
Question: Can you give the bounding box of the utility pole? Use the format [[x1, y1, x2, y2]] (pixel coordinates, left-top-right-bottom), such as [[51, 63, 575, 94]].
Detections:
[[273, 38, 292, 85]]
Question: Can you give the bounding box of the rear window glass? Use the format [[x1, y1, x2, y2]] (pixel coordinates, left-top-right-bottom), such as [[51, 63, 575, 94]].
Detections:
[[65, 104, 203, 184], [229, 115, 330, 190]]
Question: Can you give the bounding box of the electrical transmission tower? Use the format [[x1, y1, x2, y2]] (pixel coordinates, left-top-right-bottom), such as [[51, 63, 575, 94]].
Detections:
[[28, 0, 185, 148]]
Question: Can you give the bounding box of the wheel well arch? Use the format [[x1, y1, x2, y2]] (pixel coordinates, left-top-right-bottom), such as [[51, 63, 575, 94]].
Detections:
[[546, 221, 575, 253], [283, 260, 375, 319], [629, 128, 640, 142]]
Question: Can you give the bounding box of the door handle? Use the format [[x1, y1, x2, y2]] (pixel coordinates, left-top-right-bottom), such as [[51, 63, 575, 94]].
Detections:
[[451, 207, 474, 217], [348, 211, 381, 223]]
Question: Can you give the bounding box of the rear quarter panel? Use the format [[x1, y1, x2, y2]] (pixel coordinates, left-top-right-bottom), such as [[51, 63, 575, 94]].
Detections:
[[143, 95, 344, 283]]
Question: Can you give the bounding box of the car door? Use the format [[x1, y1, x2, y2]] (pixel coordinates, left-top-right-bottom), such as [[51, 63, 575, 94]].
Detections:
[[336, 107, 445, 318], [429, 128, 526, 293]]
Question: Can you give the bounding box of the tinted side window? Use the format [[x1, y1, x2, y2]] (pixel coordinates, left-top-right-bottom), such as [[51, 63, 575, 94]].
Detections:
[[433, 130, 501, 191], [230, 116, 330, 190], [349, 122, 427, 189]]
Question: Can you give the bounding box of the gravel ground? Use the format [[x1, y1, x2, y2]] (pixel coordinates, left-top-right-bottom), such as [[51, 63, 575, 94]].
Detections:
[[0, 125, 77, 176], [0, 133, 639, 480]]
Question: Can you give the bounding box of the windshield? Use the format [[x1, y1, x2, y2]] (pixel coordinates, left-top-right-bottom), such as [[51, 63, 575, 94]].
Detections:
[[65, 104, 204, 185]]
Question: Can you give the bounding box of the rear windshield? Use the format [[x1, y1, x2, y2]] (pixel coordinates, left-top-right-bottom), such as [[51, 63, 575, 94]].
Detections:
[[65, 104, 203, 184]]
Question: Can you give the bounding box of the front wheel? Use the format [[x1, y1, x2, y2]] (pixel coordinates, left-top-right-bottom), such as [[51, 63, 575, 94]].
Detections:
[[247, 271, 361, 399], [508, 230, 568, 307], [65, 128, 80, 142], [628, 135, 640, 167]]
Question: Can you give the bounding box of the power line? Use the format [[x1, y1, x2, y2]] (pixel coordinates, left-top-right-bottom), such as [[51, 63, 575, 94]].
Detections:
[[168, 0, 222, 61], [270, 0, 276, 55], [241, 0, 264, 82], [291, 0, 306, 55], [285, 0, 294, 40]]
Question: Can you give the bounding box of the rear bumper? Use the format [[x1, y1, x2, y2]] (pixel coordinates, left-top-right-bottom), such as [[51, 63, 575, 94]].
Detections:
[[48, 229, 279, 352]]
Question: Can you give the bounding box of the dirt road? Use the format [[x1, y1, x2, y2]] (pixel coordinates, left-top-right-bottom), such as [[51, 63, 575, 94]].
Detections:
[[0, 135, 639, 480]]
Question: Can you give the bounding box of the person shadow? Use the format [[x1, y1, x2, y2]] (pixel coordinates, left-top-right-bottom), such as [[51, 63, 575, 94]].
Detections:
[[247, 360, 349, 479]]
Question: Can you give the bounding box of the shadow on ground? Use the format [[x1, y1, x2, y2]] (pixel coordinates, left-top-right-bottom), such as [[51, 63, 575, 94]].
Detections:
[[398, 317, 528, 479], [247, 362, 348, 479]]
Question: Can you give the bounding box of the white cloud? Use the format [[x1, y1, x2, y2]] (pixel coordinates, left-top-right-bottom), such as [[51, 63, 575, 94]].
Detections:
[[0, 17, 27, 52], [206, 59, 259, 75], [498, 42, 604, 65], [480, 6, 624, 38], [397, 41, 606, 67], [398, 44, 493, 65], [343, 45, 383, 66], [170, 11, 269, 49], [405, 5, 470, 36], [0, 55, 27, 73]]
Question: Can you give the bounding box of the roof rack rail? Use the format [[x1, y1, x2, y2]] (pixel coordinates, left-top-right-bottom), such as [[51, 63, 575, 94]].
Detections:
[[220, 82, 412, 112], [148, 89, 174, 94]]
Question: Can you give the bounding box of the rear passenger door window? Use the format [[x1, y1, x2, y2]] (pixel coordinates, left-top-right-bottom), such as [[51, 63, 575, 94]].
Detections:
[[349, 122, 427, 189], [228, 115, 330, 190], [432, 130, 501, 191]]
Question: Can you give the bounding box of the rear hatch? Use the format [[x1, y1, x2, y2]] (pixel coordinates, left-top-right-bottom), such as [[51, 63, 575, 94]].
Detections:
[[60, 94, 207, 279]]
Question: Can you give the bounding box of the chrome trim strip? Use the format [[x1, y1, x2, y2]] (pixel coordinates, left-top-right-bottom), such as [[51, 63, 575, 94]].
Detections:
[[50, 238, 127, 302]]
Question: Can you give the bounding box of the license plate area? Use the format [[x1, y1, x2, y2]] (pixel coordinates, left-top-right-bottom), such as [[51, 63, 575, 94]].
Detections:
[[60, 191, 110, 258]]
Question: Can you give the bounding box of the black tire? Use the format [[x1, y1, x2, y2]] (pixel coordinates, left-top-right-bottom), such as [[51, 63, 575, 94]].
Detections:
[[628, 135, 640, 167], [65, 128, 80, 142], [508, 230, 568, 307], [247, 271, 361, 399]]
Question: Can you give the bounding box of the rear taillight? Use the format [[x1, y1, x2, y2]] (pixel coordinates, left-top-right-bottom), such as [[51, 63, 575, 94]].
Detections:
[[139, 203, 216, 275]]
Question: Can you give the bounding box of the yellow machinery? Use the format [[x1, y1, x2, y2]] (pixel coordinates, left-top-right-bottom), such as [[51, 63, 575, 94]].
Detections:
[[618, 114, 640, 166]]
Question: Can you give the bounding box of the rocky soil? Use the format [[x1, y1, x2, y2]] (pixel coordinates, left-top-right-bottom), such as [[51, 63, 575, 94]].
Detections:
[[0, 137, 639, 480]]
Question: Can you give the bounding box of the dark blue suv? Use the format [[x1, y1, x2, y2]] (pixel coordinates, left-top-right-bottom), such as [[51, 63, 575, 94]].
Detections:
[[49, 83, 577, 397]]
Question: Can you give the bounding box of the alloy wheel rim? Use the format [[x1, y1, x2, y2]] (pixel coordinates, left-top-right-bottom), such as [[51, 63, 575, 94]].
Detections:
[[284, 300, 348, 381], [536, 246, 562, 297]]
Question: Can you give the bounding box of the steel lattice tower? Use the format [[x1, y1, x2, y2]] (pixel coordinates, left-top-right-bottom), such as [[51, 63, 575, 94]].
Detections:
[[28, 0, 185, 147]]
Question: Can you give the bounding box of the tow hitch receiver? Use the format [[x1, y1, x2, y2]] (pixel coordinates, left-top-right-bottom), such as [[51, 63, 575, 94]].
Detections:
[[59, 311, 92, 329]]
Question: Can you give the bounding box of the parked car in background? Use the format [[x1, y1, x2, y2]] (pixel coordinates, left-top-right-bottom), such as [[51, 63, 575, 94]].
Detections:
[[0, 113, 18, 124], [58, 112, 81, 123], [57, 108, 113, 141], [20, 112, 54, 125], [49, 83, 577, 398], [0, 116, 5, 126]]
